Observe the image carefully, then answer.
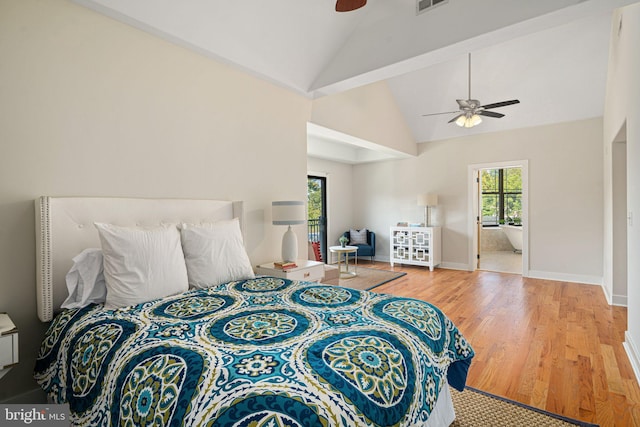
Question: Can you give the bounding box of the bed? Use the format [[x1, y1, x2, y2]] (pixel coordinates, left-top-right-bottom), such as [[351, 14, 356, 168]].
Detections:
[[33, 197, 474, 426]]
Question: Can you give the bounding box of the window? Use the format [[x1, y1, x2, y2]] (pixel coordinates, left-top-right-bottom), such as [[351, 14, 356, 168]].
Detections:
[[481, 168, 522, 226]]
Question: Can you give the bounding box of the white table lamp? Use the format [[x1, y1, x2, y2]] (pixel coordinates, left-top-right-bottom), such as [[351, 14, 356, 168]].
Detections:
[[272, 201, 306, 262], [417, 193, 438, 226]]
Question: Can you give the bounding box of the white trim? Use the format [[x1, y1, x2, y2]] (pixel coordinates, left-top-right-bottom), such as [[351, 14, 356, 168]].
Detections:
[[307, 122, 414, 161], [439, 262, 471, 271], [527, 270, 602, 286], [600, 282, 613, 305], [624, 331, 640, 387], [612, 293, 628, 307], [468, 160, 529, 276]]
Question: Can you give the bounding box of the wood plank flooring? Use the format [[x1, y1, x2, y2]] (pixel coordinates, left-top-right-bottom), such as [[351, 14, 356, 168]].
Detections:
[[361, 261, 640, 426]]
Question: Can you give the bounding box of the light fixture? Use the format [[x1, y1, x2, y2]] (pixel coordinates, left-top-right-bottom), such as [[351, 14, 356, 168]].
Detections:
[[417, 193, 438, 227], [272, 201, 306, 263], [455, 113, 482, 128]]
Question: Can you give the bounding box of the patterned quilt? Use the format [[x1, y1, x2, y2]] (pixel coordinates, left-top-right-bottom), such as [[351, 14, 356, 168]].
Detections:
[[34, 277, 474, 426]]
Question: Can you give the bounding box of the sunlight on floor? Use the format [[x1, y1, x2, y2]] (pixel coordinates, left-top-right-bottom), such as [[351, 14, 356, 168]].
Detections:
[[480, 251, 522, 274]]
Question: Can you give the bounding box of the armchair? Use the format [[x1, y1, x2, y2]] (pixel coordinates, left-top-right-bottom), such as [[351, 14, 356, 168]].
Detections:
[[342, 229, 375, 261]]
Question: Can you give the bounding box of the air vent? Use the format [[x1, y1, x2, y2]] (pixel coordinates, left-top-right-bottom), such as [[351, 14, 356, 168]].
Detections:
[[416, 0, 448, 15]]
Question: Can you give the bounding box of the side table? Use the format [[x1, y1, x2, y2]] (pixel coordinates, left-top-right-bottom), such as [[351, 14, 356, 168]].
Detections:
[[255, 259, 325, 282], [0, 313, 18, 380], [329, 245, 358, 278]]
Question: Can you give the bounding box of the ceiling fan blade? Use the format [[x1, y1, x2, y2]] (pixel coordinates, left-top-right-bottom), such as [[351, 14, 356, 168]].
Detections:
[[335, 0, 366, 12], [481, 99, 520, 110], [422, 110, 460, 117], [448, 114, 464, 124], [478, 110, 505, 118]]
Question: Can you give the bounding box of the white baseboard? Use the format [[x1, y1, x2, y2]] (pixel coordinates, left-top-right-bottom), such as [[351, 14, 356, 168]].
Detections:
[[600, 282, 613, 305], [439, 262, 471, 271], [612, 293, 628, 307], [527, 270, 602, 286], [624, 331, 640, 387]]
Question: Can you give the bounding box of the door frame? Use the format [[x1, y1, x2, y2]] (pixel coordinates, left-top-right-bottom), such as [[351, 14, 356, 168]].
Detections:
[[467, 160, 529, 276], [308, 172, 329, 263]]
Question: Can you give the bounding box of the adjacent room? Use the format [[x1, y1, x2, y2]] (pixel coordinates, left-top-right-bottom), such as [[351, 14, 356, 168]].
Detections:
[[1, 0, 639, 426]]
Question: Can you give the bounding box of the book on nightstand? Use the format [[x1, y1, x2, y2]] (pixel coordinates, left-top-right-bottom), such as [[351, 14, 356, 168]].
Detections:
[[274, 261, 297, 270]]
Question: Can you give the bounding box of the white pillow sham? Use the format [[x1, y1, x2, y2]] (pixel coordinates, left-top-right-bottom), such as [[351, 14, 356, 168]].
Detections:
[[349, 228, 368, 245], [95, 223, 189, 310], [61, 248, 106, 309], [180, 218, 255, 288]]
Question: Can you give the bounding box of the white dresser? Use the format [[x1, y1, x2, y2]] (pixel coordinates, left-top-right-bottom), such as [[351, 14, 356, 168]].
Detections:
[[389, 226, 441, 271]]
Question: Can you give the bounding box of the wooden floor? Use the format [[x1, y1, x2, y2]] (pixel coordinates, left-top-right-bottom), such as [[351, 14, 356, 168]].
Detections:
[[363, 262, 640, 426]]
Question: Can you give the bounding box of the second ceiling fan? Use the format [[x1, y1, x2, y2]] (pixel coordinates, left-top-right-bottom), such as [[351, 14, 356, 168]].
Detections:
[[423, 53, 520, 128]]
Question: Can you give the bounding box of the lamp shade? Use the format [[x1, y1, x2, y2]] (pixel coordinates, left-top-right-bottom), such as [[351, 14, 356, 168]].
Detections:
[[417, 194, 438, 207], [272, 201, 305, 225]]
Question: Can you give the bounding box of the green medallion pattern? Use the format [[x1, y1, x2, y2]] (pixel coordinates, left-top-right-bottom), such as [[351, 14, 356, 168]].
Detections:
[[120, 354, 186, 426], [35, 278, 473, 426], [382, 299, 442, 340], [224, 311, 297, 341], [323, 335, 407, 406]]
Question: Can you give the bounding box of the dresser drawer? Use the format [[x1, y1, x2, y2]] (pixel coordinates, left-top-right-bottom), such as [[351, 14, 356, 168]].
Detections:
[[0, 332, 18, 368], [255, 260, 325, 283], [283, 263, 324, 282]]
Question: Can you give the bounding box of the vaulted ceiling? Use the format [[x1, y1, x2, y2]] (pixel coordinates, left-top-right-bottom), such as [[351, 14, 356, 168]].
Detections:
[[75, 0, 637, 161]]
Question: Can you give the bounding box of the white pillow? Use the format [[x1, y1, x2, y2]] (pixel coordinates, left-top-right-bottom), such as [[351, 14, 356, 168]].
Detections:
[[94, 223, 189, 309], [349, 228, 368, 245], [61, 248, 107, 309], [180, 218, 255, 288]]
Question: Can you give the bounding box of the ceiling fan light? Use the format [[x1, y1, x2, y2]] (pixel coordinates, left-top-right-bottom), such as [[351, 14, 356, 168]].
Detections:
[[455, 115, 467, 127], [469, 114, 482, 127], [456, 113, 482, 128]]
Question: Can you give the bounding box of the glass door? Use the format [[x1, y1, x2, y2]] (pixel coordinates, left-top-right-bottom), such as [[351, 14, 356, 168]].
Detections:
[[307, 175, 327, 263]]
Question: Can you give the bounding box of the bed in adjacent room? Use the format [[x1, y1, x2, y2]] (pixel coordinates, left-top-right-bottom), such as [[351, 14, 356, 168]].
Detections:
[[33, 197, 474, 426]]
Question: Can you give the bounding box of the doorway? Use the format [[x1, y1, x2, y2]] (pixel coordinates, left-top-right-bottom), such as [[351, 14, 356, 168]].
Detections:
[[468, 160, 529, 276], [478, 167, 522, 274], [612, 124, 627, 306], [308, 175, 328, 263]]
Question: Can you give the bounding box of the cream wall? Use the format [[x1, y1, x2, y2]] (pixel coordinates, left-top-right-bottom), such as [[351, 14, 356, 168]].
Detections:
[[603, 4, 640, 381], [351, 118, 604, 281], [310, 81, 418, 157], [0, 0, 312, 400]]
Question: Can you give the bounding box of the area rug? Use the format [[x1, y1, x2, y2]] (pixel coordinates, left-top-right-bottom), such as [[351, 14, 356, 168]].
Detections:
[[322, 267, 406, 291], [451, 387, 599, 427]]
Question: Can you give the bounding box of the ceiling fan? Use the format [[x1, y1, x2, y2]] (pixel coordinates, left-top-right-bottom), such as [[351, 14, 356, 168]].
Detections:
[[335, 0, 367, 12], [423, 53, 520, 128]]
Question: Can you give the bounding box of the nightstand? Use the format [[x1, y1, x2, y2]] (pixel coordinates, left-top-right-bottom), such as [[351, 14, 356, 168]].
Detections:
[[0, 313, 18, 380], [255, 260, 325, 283]]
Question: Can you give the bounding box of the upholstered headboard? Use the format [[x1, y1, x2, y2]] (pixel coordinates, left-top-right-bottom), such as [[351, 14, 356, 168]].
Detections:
[[35, 197, 244, 322]]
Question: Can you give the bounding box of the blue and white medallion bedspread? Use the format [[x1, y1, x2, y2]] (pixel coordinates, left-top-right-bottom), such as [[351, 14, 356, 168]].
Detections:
[[34, 277, 474, 427]]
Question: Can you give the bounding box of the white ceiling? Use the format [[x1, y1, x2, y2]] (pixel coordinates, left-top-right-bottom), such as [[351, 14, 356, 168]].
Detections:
[[75, 0, 636, 162]]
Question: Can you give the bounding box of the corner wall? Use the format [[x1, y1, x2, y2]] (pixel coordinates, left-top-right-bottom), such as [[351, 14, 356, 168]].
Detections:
[[0, 0, 312, 400], [310, 81, 418, 157], [352, 118, 604, 281], [603, 4, 640, 382]]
